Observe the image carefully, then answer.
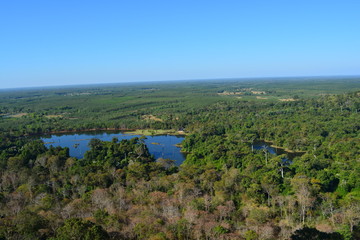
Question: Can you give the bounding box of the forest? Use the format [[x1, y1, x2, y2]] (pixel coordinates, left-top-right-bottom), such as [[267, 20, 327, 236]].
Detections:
[[0, 77, 359, 240]]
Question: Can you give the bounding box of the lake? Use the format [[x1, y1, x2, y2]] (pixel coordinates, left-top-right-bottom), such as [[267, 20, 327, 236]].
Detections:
[[41, 131, 186, 166], [41, 132, 302, 166]]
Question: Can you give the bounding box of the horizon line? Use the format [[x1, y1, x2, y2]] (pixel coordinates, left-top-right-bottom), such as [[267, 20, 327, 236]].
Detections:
[[1, 74, 359, 91]]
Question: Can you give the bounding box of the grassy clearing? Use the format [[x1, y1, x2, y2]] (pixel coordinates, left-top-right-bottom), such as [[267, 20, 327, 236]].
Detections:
[[279, 98, 296, 102], [45, 115, 63, 118], [124, 129, 186, 136], [9, 113, 28, 118], [142, 115, 163, 122], [256, 96, 268, 100]]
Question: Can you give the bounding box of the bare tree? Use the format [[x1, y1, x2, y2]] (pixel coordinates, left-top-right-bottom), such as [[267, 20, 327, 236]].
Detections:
[[291, 176, 314, 225], [343, 200, 360, 232]]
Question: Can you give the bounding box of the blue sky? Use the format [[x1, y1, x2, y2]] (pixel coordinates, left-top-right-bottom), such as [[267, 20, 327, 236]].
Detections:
[[0, 0, 359, 88]]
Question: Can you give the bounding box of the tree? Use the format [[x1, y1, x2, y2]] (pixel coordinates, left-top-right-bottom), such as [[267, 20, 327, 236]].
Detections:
[[261, 173, 280, 207], [157, 158, 175, 169], [342, 195, 360, 233], [262, 145, 269, 165], [270, 154, 288, 178], [290, 227, 343, 240], [15, 210, 48, 239], [291, 176, 314, 224], [52, 218, 109, 240], [20, 140, 47, 166]]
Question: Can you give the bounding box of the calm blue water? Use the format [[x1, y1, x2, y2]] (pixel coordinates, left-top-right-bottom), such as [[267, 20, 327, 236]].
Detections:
[[41, 132, 186, 165], [253, 141, 278, 154], [252, 141, 303, 162]]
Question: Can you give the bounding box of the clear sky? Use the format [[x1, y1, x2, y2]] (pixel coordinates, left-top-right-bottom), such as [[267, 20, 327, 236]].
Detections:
[[1, 0, 359, 89]]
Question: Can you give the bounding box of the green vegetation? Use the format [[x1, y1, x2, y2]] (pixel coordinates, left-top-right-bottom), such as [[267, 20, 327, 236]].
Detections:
[[0, 77, 359, 239]]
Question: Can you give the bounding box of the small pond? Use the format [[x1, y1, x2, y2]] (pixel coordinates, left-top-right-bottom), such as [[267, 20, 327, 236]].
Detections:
[[252, 141, 304, 162], [41, 131, 186, 166]]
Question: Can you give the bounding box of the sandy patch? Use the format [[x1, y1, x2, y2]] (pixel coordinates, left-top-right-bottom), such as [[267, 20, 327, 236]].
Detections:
[[45, 115, 63, 118], [125, 129, 173, 135], [251, 91, 266, 94], [256, 96, 268, 100], [10, 113, 28, 118], [279, 98, 296, 102], [316, 223, 334, 233], [217, 91, 243, 96], [142, 115, 163, 122]]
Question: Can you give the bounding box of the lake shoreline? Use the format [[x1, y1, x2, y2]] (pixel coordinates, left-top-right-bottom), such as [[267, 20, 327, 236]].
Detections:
[[26, 128, 187, 137]]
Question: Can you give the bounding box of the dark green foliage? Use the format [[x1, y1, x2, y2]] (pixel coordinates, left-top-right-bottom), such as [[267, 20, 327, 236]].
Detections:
[[15, 210, 48, 239], [290, 227, 343, 240], [84, 137, 153, 169], [52, 218, 109, 240], [213, 225, 230, 234]]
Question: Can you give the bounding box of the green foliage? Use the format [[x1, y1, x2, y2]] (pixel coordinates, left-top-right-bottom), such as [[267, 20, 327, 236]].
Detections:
[[338, 225, 353, 240], [244, 230, 259, 240], [171, 219, 191, 240], [0, 80, 359, 239], [134, 221, 164, 240], [213, 225, 230, 234], [15, 210, 48, 239], [84, 137, 154, 169], [52, 218, 109, 240], [20, 140, 47, 164], [94, 209, 110, 225], [290, 227, 344, 240]]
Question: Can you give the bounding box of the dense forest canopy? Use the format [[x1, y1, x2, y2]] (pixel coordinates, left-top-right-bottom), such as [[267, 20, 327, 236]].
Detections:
[[0, 77, 359, 240]]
